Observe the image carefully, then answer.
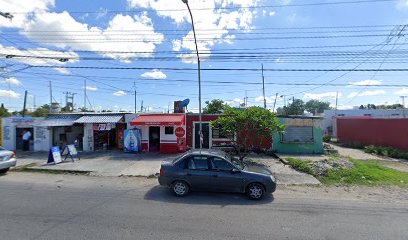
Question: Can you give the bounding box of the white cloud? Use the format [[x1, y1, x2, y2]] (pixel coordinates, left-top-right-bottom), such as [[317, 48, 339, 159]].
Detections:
[[82, 86, 98, 91], [0, 43, 79, 66], [304, 92, 340, 100], [95, 8, 108, 20], [127, 0, 260, 63], [395, 88, 408, 95], [347, 90, 386, 98], [0, 89, 20, 99], [141, 69, 167, 79], [348, 79, 382, 87], [1, 77, 21, 86], [113, 90, 127, 96], [269, 11, 276, 16], [22, 11, 164, 62]]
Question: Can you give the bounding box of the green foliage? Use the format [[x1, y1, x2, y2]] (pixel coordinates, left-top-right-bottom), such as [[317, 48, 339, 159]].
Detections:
[[203, 99, 228, 114], [0, 103, 11, 117], [304, 100, 331, 114], [364, 145, 408, 159], [323, 135, 331, 143], [212, 106, 284, 159], [31, 104, 50, 117], [320, 159, 408, 187], [343, 141, 365, 149], [285, 158, 314, 175], [278, 99, 305, 115]]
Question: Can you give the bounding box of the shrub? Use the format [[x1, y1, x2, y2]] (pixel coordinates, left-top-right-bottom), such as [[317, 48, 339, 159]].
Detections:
[[323, 135, 331, 143], [364, 145, 376, 154], [364, 145, 408, 160], [285, 158, 314, 175]]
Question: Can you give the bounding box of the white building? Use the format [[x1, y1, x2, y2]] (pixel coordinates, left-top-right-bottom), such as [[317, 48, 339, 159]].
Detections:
[[323, 109, 407, 137]]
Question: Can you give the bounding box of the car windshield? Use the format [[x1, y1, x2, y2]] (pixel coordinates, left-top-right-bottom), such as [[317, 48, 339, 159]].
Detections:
[[224, 154, 245, 170]]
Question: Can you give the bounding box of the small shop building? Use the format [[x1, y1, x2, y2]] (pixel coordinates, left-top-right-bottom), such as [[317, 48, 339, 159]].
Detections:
[[130, 113, 186, 154], [272, 116, 324, 154]]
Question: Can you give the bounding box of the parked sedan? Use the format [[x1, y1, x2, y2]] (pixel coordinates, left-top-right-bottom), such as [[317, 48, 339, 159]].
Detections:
[[0, 147, 16, 174], [158, 150, 276, 200]]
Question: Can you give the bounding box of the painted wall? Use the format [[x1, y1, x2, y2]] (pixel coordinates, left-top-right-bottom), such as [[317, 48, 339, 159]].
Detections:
[[273, 117, 324, 154], [337, 118, 408, 151]]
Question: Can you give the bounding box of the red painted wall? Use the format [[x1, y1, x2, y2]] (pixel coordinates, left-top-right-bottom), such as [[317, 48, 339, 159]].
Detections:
[[337, 118, 408, 151], [186, 114, 272, 149]]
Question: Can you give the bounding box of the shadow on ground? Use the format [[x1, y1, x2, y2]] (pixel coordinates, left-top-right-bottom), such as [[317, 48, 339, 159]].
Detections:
[[144, 185, 274, 206]]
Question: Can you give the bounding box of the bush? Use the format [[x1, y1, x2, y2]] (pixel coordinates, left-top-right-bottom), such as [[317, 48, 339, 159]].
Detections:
[[285, 158, 314, 175], [364, 145, 376, 154], [364, 145, 408, 160], [323, 135, 331, 143], [345, 142, 365, 149]]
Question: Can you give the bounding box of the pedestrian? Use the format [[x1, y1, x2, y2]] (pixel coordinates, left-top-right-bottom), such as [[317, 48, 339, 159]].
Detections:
[[22, 130, 31, 151]]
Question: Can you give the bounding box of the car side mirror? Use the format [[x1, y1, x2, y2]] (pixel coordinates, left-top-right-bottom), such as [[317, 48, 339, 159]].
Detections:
[[230, 168, 240, 174]]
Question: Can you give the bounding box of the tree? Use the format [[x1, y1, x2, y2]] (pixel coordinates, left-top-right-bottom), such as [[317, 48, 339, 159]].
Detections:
[[0, 103, 11, 117], [203, 99, 228, 114], [277, 99, 305, 115], [212, 106, 284, 160], [31, 104, 50, 117], [304, 100, 331, 114]]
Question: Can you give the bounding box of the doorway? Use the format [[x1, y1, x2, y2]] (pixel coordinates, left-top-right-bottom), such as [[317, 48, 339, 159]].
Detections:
[[149, 126, 160, 152], [16, 128, 34, 151], [194, 122, 210, 149]]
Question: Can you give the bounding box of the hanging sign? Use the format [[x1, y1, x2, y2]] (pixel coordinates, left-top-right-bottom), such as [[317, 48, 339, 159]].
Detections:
[[93, 123, 115, 131], [47, 146, 62, 164], [62, 144, 80, 162]]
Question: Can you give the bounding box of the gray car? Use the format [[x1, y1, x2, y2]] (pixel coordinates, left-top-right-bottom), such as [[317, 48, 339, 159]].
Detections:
[[0, 146, 16, 174], [158, 149, 276, 200]]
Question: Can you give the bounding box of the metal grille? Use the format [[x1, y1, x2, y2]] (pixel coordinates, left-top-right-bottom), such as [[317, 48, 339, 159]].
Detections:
[[281, 126, 314, 143]]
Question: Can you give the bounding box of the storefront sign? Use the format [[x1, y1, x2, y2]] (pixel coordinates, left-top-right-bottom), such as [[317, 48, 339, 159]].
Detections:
[[175, 127, 185, 137], [62, 144, 80, 162], [93, 123, 115, 131], [47, 146, 62, 164]]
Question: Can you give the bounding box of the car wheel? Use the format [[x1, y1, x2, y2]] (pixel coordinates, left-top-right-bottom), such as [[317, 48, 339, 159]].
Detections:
[[247, 183, 265, 200], [0, 168, 10, 174], [172, 181, 189, 197]]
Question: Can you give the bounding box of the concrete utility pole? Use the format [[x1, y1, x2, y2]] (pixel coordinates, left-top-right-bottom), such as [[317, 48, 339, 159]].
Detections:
[[273, 92, 278, 112], [84, 79, 87, 111], [64, 92, 76, 112], [401, 96, 407, 118], [262, 64, 266, 109], [22, 90, 27, 117], [140, 100, 143, 113], [49, 81, 53, 113], [182, 0, 203, 149], [134, 81, 137, 114], [335, 91, 339, 116]]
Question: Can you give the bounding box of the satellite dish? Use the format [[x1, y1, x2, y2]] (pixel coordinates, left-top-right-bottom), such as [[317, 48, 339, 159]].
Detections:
[[179, 99, 190, 108]]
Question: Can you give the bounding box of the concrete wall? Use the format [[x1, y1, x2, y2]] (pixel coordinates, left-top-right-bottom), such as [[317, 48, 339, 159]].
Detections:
[[273, 117, 324, 154], [337, 118, 408, 151]]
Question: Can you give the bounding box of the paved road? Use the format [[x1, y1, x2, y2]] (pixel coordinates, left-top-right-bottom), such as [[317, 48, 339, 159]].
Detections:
[[1, 172, 407, 240]]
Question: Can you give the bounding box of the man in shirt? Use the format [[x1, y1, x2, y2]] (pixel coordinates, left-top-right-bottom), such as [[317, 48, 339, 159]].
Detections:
[[22, 130, 31, 151]]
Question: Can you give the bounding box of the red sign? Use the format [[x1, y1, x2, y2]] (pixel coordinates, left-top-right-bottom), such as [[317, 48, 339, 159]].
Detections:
[[175, 127, 185, 137]]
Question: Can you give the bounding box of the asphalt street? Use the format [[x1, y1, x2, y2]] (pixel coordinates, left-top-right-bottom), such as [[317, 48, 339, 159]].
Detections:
[[1, 172, 407, 240]]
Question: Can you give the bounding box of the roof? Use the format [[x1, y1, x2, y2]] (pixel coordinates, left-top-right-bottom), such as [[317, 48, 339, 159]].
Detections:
[[131, 114, 185, 126], [74, 114, 124, 124], [35, 115, 82, 127]]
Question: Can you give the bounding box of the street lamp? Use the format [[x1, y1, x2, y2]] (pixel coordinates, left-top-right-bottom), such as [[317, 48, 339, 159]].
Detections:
[[181, 0, 203, 149]]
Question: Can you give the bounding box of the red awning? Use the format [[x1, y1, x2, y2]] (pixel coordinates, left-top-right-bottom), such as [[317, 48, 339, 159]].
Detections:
[[131, 114, 185, 126]]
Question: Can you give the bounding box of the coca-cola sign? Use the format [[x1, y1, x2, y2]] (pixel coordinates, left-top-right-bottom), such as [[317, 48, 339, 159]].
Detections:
[[175, 127, 185, 137]]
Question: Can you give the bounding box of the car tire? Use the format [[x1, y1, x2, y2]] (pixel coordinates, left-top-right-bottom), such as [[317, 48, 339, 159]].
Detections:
[[0, 168, 10, 174], [172, 181, 189, 197], [246, 183, 265, 200]]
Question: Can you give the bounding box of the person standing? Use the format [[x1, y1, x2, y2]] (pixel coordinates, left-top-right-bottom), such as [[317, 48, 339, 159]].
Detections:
[[22, 130, 31, 151]]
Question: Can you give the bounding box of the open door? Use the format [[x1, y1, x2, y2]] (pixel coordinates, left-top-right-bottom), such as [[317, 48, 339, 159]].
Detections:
[[194, 123, 210, 149], [149, 126, 160, 152]]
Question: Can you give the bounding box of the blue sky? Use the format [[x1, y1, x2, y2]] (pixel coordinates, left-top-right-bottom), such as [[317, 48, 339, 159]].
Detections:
[[1, 0, 408, 113]]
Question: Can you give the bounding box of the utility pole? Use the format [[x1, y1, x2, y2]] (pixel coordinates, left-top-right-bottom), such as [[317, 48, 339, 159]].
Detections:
[[335, 91, 339, 116], [133, 81, 137, 114], [49, 81, 53, 113], [245, 90, 248, 107], [401, 96, 407, 118], [33, 95, 36, 111], [140, 100, 143, 113], [22, 90, 27, 117], [273, 92, 278, 112], [64, 92, 76, 112], [84, 79, 87, 111], [262, 64, 266, 109]]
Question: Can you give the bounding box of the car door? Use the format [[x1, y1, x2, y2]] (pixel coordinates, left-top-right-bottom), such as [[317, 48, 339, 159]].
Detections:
[[185, 155, 213, 191], [209, 157, 244, 192]]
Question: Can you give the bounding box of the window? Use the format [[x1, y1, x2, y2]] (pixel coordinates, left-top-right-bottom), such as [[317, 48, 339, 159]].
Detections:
[[212, 124, 233, 139], [281, 126, 314, 143], [187, 156, 209, 170], [164, 126, 174, 135], [210, 157, 234, 171]]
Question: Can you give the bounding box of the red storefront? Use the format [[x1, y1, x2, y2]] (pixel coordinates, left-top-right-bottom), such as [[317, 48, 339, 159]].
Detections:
[[130, 114, 186, 154], [336, 117, 408, 151]]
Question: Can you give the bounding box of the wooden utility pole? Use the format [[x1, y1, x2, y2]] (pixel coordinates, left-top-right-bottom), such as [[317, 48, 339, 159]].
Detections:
[[22, 90, 27, 117]]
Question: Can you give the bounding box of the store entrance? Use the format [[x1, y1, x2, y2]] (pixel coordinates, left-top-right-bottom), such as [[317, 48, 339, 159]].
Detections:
[[149, 126, 160, 152], [94, 129, 117, 150], [16, 127, 34, 151]]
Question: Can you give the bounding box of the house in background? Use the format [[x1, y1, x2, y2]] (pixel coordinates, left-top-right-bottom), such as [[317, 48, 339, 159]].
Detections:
[[273, 116, 324, 154]]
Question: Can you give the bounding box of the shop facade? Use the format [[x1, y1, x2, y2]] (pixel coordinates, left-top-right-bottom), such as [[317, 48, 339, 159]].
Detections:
[[130, 114, 186, 154]]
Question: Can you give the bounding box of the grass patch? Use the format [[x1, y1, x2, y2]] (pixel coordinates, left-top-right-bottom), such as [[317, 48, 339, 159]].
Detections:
[[320, 159, 408, 187], [285, 158, 313, 175], [11, 164, 90, 175]]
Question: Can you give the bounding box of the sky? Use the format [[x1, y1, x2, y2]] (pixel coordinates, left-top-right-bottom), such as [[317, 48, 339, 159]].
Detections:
[[1, 0, 408, 113]]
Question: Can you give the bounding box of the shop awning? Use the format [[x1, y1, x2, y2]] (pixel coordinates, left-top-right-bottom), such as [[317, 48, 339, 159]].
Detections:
[[35, 115, 81, 127], [74, 114, 124, 124], [131, 114, 185, 126]]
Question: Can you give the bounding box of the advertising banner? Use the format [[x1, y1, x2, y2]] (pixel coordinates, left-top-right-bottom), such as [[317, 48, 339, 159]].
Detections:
[[124, 129, 141, 153]]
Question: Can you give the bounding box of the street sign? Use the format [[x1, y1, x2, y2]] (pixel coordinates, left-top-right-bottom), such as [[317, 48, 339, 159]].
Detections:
[[47, 146, 62, 164]]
